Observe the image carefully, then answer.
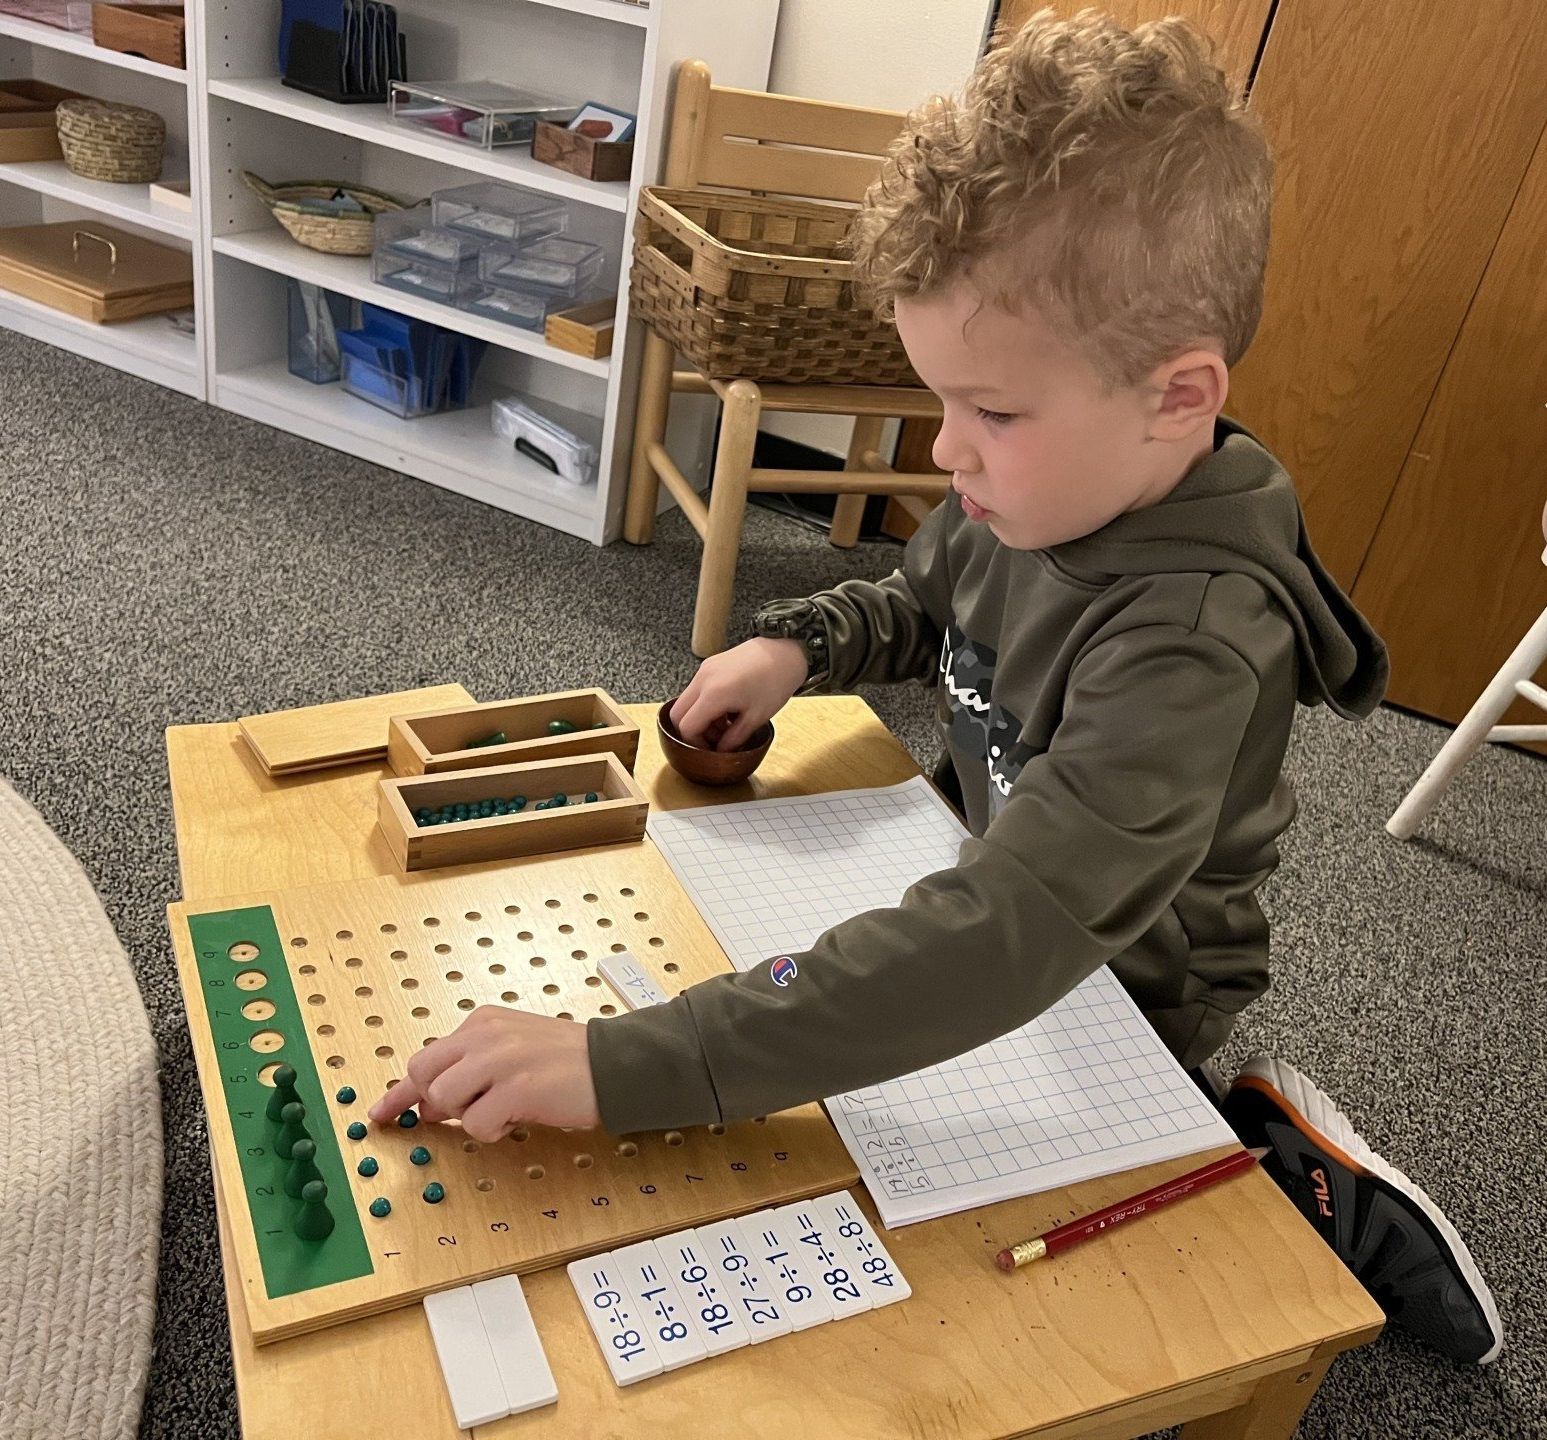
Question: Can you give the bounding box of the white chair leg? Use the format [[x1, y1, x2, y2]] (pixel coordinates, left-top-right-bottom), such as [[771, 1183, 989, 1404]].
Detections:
[[1386, 602, 1547, 839]]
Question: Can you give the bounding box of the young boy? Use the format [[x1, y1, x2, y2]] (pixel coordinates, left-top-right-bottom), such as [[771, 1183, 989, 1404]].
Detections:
[[372, 10, 1501, 1365]]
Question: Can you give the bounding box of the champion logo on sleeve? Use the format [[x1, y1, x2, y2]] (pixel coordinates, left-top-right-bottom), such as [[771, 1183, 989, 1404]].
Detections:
[[769, 956, 798, 987]]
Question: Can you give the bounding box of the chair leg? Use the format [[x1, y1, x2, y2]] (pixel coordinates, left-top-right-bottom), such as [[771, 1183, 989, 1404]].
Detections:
[[1386, 602, 1547, 839], [692, 380, 761, 657], [830, 415, 888, 549], [623, 328, 676, 545]]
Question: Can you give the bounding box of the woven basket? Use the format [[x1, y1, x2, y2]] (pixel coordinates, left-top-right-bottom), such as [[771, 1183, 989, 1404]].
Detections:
[[55, 98, 164, 183], [629, 185, 918, 387], [242, 172, 409, 256]]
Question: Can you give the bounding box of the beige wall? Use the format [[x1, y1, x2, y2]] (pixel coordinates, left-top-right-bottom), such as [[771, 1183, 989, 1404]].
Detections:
[[761, 0, 992, 457]]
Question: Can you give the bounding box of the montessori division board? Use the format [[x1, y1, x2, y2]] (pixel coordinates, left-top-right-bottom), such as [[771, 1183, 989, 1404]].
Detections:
[[168, 845, 858, 1346]]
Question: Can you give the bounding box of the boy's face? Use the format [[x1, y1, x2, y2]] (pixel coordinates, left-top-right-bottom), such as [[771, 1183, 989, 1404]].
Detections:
[[894, 280, 1220, 550]]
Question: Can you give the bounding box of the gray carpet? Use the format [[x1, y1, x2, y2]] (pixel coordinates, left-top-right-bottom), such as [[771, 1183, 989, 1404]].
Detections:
[[0, 325, 1542, 1440]]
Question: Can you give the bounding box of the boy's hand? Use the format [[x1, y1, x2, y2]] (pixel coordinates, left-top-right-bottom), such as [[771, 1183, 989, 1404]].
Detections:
[[671, 637, 808, 751], [366, 1006, 601, 1139]]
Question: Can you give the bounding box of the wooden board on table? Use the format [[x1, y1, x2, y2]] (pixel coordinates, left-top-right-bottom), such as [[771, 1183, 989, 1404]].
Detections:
[[238, 684, 474, 776], [168, 845, 858, 1346]]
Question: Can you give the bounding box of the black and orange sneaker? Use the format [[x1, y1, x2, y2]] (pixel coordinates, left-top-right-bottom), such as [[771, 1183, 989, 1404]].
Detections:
[[1222, 1054, 1503, 1365]]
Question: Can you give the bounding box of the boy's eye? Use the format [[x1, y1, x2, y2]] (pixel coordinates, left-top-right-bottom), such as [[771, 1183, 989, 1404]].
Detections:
[[975, 407, 1016, 425]]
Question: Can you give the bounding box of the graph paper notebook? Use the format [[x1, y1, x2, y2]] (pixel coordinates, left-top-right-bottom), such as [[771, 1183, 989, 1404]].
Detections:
[[647, 778, 1240, 1228]]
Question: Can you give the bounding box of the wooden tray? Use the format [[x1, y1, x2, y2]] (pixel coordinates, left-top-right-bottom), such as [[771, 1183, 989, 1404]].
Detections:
[[0, 221, 192, 322], [544, 296, 616, 360], [91, 2, 186, 68], [532, 119, 633, 183], [0, 81, 87, 163]]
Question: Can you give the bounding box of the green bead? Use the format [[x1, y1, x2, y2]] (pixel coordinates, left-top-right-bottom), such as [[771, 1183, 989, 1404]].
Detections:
[[591, 721, 607, 729], [276, 1102, 311, 1160], [423, 1182, 446, 1204], [335, 1086, 356, 1104], [492, 800, 508, 816], [346, 1121, 367, 1141], [357, 1156, 379, 1177], [284, 1138, 324, 1199], [510, 796, 527, 811], [413, 809, 432, 826], [369, 1197, 391, 1218], [478, 800, 495, 816], [398, 1110, 419, 1129], [547, 719, 577, 735], [551, 793, 567, 806], [584, 792, 598, 804], [467, 730, 507, 749], [295, 1180, 335, 1241], [409, 1146, 431, 1166]]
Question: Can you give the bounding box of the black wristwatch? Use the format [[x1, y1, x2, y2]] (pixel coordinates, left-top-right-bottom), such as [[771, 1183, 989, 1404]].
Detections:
[[751, 597, 831, 690]]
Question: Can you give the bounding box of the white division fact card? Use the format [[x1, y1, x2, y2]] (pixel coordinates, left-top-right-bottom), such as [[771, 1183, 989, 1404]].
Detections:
[[648, 778, 1240, 1228]]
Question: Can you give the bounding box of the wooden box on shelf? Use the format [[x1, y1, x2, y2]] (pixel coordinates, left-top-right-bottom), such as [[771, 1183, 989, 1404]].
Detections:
[[545, 296, 616, 360], [387, 688, 639, 777], [91, 3, 187, 69], [0, 81, 87, 163], [532, 120, 634, 183], [377, 752, 649, 871]]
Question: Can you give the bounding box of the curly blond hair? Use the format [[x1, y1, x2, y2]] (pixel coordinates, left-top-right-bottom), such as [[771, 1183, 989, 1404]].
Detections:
[[849, 7, 1273, 389]]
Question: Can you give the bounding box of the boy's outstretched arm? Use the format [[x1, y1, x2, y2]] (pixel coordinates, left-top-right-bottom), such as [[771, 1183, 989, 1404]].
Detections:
[[590, 617, 1270, 1133]]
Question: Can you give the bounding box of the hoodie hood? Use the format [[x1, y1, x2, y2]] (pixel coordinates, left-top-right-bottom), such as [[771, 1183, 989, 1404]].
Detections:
[[1048, 415, 1389, 718]]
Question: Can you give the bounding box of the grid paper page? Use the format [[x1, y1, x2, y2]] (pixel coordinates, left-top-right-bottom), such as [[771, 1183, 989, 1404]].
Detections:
[[646, 778, 1239, 1228]]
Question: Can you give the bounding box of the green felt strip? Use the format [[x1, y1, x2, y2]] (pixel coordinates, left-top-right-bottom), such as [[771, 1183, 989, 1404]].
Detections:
[[187, 905, 372, 1298]]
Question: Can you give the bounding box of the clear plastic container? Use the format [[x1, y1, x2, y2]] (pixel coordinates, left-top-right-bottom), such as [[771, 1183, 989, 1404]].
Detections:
[[492, 393, 603, 485], [456, 281, 569, 331], [478, 235, 605, 297], [431, 181, 568, 245], [388, 79, 576, 150], [372, 211, 485, 305], [286, 278, 351, 384], [340, 350, 442, 418]]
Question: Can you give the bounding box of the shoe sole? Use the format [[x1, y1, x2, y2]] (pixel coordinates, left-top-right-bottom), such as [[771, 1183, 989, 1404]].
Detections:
[[1233, 1054, 1502, 1365]]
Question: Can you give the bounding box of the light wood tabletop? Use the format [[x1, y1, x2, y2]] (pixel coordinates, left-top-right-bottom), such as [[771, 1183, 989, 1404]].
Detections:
[[165, 692, 1382, 1440]]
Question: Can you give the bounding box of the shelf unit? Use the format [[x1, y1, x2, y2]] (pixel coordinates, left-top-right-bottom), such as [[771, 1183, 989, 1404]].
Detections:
[[0, 0, 780, 541], [0, 5, 203, 396]]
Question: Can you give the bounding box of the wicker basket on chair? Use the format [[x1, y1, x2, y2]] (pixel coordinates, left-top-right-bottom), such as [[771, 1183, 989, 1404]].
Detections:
[[242, 172, 409, 256], [629, 186, 919, 387]]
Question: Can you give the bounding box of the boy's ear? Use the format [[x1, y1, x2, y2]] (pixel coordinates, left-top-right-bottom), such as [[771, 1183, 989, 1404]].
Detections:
[[1145, 348, 1228, 443]]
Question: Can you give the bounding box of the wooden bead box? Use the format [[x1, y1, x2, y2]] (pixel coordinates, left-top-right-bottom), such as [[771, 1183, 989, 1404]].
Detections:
[[377, 753, 648, 871], [387, 688, 638, 777]]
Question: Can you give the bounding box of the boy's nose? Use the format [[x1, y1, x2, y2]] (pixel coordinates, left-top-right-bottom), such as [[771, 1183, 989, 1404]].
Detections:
[[932, 413, 979, 476]]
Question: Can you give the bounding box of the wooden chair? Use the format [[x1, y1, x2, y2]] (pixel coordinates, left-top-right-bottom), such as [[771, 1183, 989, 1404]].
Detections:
[[1387, 498, 1547, 838], [621, 60, 948, 657]]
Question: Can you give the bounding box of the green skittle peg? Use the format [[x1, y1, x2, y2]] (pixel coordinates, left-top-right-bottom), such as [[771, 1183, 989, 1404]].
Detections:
[[369, 1197, 391, 1219], [265, 1064, 300, 1123], [295, 1180, 334, 1241], [422, 1182, 445, 1204], [284, 1138, 324, 1199], [276, 1101, 310, 1160]]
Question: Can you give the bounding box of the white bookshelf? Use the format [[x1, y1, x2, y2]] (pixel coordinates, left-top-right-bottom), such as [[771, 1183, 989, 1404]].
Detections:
[[0, 0, 780, 542]]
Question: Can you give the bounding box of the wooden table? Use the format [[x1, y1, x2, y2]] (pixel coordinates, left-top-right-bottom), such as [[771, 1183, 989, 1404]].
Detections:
[[166, 693, 1383, 1440]]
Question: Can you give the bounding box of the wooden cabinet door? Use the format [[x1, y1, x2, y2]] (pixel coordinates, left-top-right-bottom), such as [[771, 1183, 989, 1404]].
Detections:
[[1231, 0, 1547, 588], [1350, 125, 1547, 737]]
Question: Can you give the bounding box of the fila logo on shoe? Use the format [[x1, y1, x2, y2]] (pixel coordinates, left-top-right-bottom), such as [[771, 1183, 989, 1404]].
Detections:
[[1309, 1165, 1334, 1219]]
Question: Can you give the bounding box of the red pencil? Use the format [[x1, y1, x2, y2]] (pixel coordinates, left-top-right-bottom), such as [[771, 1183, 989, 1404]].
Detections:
[[994, 1148, 1261, 1272]]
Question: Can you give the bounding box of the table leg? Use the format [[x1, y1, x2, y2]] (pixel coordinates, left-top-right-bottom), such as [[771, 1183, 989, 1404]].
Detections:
[[1178, 1356, 1332, 1440]]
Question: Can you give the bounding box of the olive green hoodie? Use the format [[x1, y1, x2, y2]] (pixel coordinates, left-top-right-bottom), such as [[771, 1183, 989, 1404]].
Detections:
[[588, 417, 1388, 1134]]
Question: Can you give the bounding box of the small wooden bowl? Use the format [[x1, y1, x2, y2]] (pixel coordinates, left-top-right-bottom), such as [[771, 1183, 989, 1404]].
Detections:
[[657, 701, 773, 787]]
